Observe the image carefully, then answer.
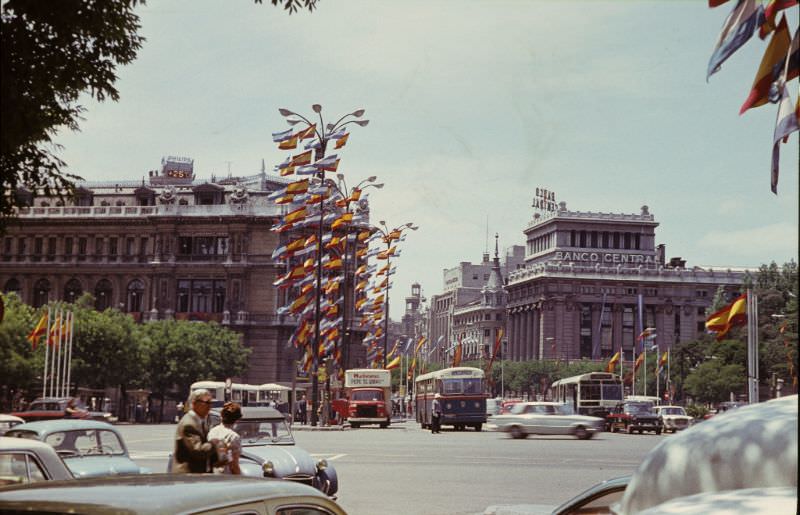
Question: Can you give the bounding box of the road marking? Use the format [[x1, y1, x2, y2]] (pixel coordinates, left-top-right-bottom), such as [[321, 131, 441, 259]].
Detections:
[[327, 453, 347, 461]]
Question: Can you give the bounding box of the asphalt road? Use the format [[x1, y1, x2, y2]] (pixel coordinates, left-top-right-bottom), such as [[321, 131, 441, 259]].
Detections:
[[121, 419, 665, 515]]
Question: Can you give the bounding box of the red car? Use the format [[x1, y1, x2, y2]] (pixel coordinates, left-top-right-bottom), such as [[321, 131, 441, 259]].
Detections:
[[11, 398, 90, 422]]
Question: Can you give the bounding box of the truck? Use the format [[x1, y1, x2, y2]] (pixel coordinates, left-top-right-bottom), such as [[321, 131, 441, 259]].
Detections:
[[344, 369, 392, 428]]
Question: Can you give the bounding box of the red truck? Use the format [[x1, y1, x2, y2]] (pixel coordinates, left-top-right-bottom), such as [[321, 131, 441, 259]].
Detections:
[[344, 369, 392, 429]]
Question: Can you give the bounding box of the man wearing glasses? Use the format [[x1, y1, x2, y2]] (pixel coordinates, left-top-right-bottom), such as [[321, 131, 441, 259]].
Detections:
[[171, 388, 220, 473]]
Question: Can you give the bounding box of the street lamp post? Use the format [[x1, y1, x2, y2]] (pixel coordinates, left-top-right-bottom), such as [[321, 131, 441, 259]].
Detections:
[[371, 221, 418, 368], [277, 104, 369, 427]]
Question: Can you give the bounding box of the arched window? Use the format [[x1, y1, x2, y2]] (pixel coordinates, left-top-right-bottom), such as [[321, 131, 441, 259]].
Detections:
[[63, 278, 82, 303], [127, 279, 144, 312], [33, 279, 50, 308], [3, 278, 21, 296], [94, 279, 113, 311]]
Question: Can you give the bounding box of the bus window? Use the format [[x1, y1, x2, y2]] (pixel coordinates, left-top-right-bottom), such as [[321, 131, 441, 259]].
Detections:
[[442, 379, 461, 395], [463, 379, 481, 394], [583, 384, 601, 400], [602, 384, 623, 401]]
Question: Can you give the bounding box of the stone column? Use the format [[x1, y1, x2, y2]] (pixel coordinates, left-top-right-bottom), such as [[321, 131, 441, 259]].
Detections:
[[531, 306, 540, 361]]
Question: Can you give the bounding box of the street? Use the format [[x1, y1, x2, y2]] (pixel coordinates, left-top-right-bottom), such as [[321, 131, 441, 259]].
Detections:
[[122, 420, 665, 515]]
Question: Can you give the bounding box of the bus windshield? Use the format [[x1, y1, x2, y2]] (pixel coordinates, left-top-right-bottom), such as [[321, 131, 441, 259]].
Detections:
[[602, 383, 623, 401], [441, 378, 482, 395]]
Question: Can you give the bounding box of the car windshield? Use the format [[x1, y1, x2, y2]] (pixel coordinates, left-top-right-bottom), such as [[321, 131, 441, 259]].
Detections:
[[234, 419, 293, 444], [351, 390, 383, 401], [42, 429, 125, 457], [625, 403, 654, 414], [661, 407, 686, 415]]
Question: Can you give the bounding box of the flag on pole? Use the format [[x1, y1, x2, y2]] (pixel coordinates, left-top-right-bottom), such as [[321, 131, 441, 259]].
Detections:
[[740, 15, 792, 115], [636, 327, 657, 343], [771, 82, 800, 194], [26, 313, 48, 348], [657, 351, 669, 375], [707, 0, 765, 80], [633, 352, 645, 372], [758, 0, 797, 39], [606, 351, 621, 374], [385, 356, 401, 370], [706, 293, 748, 340], [452, 337, 463, 367]]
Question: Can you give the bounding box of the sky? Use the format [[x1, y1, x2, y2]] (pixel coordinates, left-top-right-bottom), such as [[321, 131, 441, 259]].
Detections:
[[55, 0, 799, 319]]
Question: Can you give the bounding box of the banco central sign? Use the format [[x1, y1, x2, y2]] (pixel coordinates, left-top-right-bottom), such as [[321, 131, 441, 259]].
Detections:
[[554, 251, 659, 264]]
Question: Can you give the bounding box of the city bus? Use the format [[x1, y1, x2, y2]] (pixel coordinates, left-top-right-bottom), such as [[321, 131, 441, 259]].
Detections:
[[551, 372, 623, 418], [189, 381, 294, 412], [415, 367, 487, 431]]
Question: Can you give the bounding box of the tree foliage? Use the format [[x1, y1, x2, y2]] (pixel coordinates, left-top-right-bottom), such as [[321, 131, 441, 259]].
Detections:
[[0, 293, 41, 399]]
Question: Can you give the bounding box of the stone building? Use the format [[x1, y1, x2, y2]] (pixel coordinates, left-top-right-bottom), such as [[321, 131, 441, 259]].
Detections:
[[1, 157, 367, 385], [505, 202, 747, 362]]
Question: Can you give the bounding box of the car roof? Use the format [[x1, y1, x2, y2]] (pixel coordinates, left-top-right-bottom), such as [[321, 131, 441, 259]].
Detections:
[[618, 395, 798, 514], [0, 474, 333, 514], [0, 414, 25, 423], [7, 419, 118, 434], [211, 406, 285, 420], [0, 435, 62, 452]]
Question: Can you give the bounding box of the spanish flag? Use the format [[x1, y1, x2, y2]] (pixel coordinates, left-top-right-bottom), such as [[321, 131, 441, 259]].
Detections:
[[606, 351, 621, 373], [385, 356, 401, 370], [452, 338, 463, 367], [633, 352, 645, 372], [657, 351, 669, 374], [705, 293, 747, 340], [296, 124, 317, 140], [26, 313, 48, 349], [278, 135, 299, 150]]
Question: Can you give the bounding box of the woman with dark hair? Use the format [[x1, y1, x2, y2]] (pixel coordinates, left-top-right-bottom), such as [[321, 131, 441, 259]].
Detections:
[[207, 402, 242, 474]]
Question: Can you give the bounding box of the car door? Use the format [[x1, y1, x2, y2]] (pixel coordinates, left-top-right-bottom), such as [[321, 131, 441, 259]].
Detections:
[[523, 405, 546, 434]]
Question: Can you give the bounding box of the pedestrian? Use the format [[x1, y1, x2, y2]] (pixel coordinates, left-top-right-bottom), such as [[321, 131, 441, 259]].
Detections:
[[298, 395, 307, 425], [171, 389, 220, 473], [64, 398, 80, 419], [207, 402, 242, 475], [431, 393, 442, 434]]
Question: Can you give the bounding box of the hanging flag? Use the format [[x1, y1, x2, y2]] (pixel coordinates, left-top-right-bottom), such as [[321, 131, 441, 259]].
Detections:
[[705, 293, 748, 340], [759, 0, 797, 39], [633, 352, 645, 372], [606, 351, 621, 374], [771, 83, 800, 194], [385, 356, 401, 370], [47, 316, 64, 347], [284, 206, 308, 225], [296, 124, 317, 140], [26, 313, 48, 348], [709, 0, 732, 7], [272, 128, 293, 142], [636, 327, 657, 343], [656, 351, 669, 374], [415, 336, 427, 355], [278, 135, 299, 150], [707, 0, 765, 81], [452, 337, 463, 367], [334, 133, 349, 149], [407, 357, 416, 381], [740, 16, 792, 115], [331, 213, 353, 230]]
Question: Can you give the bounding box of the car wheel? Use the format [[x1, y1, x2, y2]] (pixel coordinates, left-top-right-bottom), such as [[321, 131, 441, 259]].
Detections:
[[627, 425, 634, 434], [655, 428, 662, 435], [474, 423, 482, 432], [574, 426, 590, 440], [510, 426, 527, 439], [350, 422, 360, 429]]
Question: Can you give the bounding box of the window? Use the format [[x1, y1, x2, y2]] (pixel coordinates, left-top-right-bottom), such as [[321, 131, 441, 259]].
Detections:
[[625, 288, 637, 295], [127, 279, 145, 312], [78, 237, 87, 257], [3, 238, 11, 260], [65, 237, 73, 256], [613, 232, 620, 248], [109, 238, 118, 256], [95, 279, 113, 311], [63, 278, 82, 303], [95, 237, 104, 255], [3, 278, 21, 295], [696, 290, 708, 298], [33, 279, 50, 308], [624, 232, 631, 250], [33, 237, 43, 261], [47, 237, 56, 261], [17, 237, 27, 256], [0, 453, 47, 484], [126, 237, 135, 256]]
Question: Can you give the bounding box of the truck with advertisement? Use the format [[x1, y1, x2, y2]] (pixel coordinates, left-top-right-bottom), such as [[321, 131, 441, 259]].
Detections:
[[344, 369, 392, 428]]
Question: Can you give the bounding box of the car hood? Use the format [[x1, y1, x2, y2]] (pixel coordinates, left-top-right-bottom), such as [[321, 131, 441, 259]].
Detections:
[[241, 445, 317, 476], [63, 455, 143, 478]]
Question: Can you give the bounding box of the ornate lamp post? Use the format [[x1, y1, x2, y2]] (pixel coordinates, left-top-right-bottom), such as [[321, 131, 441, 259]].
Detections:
[[277, 105, 368, 427], [371, 221, 418, 368], [325, 174, 384, 373]]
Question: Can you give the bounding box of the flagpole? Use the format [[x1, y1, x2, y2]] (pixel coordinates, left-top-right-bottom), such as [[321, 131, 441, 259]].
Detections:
[[60, 310, 69, 397], [42, 306, 51, 398], [643, 345, 647, 397], [65, 311, 74, 398], [49, 307, 59, 398], [747, 289, 759, 403]]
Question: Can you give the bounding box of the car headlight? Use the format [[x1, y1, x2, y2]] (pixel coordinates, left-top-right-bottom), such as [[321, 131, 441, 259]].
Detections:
[[262, 461, 275, 477], [316, 458, 328, 471]]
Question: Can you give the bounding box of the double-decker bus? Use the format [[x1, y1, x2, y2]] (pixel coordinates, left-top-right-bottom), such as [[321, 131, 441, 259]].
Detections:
[[415, 367, 487, 431], [551, 372, 623, 418]]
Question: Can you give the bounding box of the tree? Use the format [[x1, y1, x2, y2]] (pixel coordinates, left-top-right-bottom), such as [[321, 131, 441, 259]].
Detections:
[[1, 0, 319, 231], [0, 293, 41, 410], [140, 319, 249, 421], [684, 360, 746, 404]]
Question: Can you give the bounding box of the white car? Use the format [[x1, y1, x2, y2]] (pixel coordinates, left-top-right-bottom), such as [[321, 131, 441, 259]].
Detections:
[[488, 402, 605, 440], [653, 405, 692, 433]]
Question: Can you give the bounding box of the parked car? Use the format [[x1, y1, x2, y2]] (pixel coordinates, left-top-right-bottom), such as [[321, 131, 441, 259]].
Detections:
[[0, 415, 24, 436], [169, 407, 338, 498], [606, 401, 662, 434], [486, 397, 502, 417], [0, 436, 74, 486], [488, 402, 605, 440], [0, 474, 348, 515], [653, 405, 692, 433], [10, 397, 115, 424], [551, 475, 630, 515], [4, 419, 147, 478], [499, 399, 523, 414]]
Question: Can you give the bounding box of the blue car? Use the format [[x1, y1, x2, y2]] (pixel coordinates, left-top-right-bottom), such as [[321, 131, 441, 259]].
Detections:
[[4, 420, 147, 478]]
